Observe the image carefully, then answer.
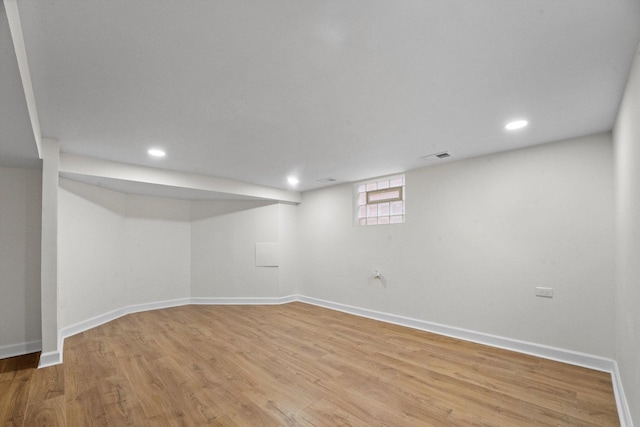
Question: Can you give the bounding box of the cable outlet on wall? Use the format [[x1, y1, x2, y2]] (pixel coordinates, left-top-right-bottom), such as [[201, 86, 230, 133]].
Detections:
[[535, 287, 554, 298]]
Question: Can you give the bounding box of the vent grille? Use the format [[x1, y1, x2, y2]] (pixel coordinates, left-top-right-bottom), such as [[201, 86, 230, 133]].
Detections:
[[316, 177, 337, 183], [421, 151, 452, 161]]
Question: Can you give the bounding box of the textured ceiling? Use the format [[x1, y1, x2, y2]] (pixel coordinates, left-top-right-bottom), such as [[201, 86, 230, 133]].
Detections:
[[3, 0, 640, 192]]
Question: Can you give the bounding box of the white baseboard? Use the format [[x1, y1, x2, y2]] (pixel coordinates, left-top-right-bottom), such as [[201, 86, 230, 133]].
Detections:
[[42, 298, 192, 368], [42, 296, 294, 368], [297, 295, 616, 373], [38, 350, 62, 368], [124, 298, 191, 315], [0, 340, 41, 360], [60, 307, 128, 344], [297, 295, 632, 426], [612, 362, 633, 427], [190, 295, 297, 305], [42, 294, 618, 373], [31, 294, 632, 426], [60, 298, 191, 340]]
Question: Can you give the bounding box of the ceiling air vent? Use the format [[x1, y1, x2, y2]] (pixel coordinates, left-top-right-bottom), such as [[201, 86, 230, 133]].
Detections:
[[420, 151, 452, 161], [316, 177, 337, 183]]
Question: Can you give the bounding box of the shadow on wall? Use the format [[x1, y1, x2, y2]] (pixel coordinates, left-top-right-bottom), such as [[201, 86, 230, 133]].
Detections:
[[60, 178, 126, 215], [191, 200, 278, 221], [24, 174, 42, 343]]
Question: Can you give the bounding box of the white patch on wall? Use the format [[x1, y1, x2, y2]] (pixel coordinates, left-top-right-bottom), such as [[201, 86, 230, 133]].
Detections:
[[255, 243, 279, 267]]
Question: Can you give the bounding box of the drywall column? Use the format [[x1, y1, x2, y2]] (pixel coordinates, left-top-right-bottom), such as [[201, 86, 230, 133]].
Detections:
[[614, 41, 640, 426], [39, 138, 60, 367]]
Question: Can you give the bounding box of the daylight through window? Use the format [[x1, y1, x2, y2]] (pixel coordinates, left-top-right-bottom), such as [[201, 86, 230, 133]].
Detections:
[[355, 175, 405, 226]]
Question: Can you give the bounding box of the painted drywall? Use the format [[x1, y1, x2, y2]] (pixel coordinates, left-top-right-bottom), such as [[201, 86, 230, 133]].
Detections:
[[58, 178, 191, 329], [191, 200, 283, 298], [0, 166, 42, 355], [614, 40, 640, 425], [40, 139, 59, 357], [57, 178, 293, 340], [58, 178, 128, 328], [125, 195, 191, 305], [297, 133, 615, 357], [278, 203, 299, 296]]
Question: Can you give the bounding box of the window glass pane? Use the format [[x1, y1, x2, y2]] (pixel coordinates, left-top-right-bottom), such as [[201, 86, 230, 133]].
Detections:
[[390, 177, 403, 187], [368, 188, 401, 203], [355, 174, 404, 227], [378, 202, 389, 216], [390, 201, 403, 215], [390, 215, 404, 224]]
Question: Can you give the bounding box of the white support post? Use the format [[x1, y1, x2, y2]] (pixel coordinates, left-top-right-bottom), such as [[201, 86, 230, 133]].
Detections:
[[39, 138, 60, 367]]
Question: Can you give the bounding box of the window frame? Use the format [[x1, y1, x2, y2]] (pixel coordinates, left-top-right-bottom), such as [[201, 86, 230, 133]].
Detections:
[[354, 174, 405, 226], [366, 186, 403, 204]]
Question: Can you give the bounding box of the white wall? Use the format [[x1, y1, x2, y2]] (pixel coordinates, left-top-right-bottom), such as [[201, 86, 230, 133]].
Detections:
[[58, 179, 128, 328], [614, 40, 640, 425], [297, 133, 615, 357], [125, 195, 191, 305], [278, 203, 299, 296], [0, 167, 42, 356], [58, 179, 294, 331], [58, 179, 191, 329], [190, 200, 290, 298]]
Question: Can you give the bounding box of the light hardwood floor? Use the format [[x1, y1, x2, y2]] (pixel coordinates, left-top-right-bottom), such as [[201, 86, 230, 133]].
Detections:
[[0, 302, 619, 426]]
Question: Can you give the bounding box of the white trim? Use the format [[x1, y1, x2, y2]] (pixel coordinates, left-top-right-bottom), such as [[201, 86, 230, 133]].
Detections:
[[125, 298, 191, 314], [297, 295, 616, 373], [42, 294, 617, 372], [299, 298, 634, 425], [60, 307, 127, 344], [612, 362, 634, 427], [59, 298, 190, 339], [38, 350, 62, 368], [0, 340, 41, 360], [39, 298, 191, 368], [34, 294, 632, 425], [41, 296, 295, 368], [190, 295, 297, 305]]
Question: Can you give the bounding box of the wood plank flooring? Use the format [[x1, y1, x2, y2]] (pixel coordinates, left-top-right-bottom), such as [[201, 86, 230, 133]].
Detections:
[[0, 302, 620, 426]]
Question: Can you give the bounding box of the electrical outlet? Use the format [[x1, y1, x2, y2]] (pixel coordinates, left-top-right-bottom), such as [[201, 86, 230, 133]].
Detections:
[[535, 287, 554, 298]]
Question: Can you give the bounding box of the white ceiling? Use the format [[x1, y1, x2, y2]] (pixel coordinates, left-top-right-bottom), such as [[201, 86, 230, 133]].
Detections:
[[0, 1, 39, 168], [3, 0, 640, 193]]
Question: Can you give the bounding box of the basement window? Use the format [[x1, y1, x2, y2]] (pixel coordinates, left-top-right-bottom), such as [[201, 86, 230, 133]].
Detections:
[[355, 175, 405, 226]]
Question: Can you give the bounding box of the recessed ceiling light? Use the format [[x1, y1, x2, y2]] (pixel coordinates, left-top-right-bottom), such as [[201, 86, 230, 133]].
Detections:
[[287, 176, 299, 186], [505, 120, 528, 130], [148, 148, 166, 157]]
